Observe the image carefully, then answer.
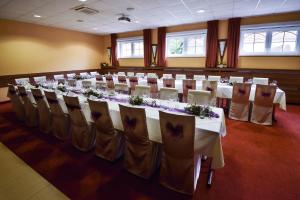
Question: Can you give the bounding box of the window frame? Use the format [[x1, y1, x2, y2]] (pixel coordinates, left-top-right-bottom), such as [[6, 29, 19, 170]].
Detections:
[[117, 36, 144, 59], [239, 21, 300, 56], [166, 30, 207, 58]]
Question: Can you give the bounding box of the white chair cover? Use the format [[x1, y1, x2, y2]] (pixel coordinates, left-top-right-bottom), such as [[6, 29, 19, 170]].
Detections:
[[105, 75, 115, 89], [95, 81, 107, 90], [147, 78, 158, 98], [163, 78, 175, 88], [176, 74, 187, 80], [127, 72, 135, 77], [67, 79, 77, 87], [251, 85, 277, 125], [82, 80, 92, 89], [193, 75, 206, 81], [133, 85, 151, 97], [117, 75, 127, 84], [253, 77, 269, 85], [31, 88, 52, 133], [95, 74, 103, 81], [136, 73, 145, 78], [17, 86, 38, 127], [147, 73, 158, 78], [202, 80, 218, 106], [162, 74, 173, 79], [80, 72, 89, 77], [44, 90, 70, 140], [129, 76, 138, 93], [207, 75, 221, 82], [88, 99, 124, 161], [159, 111, 200, 195], [187, 90, 211, 105], [63, 95, 96, 151], [117, 72, 126, 76], [182, 79, 196, 103], [159, 88, 178, 100], [15, 78, 30, 85], [54, 74, 64, 80], [119, 105, 161, 179], [229, 76, 244, 83], [67, 73, 76, 79], [90, 71, 99, 76], [7, 84, 25, 121], [115, 83, 129, 94], [229, 83, 252, 121]]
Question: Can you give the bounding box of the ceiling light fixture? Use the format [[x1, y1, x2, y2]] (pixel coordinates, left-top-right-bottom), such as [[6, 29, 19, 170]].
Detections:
[[197, 9, 205, 13], [78, 0, 87, 2], [93, 27, 99, 30], [33, 14, 41, 18]]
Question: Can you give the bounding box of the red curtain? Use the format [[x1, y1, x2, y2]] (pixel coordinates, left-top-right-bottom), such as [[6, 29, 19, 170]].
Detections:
[[143, 29, 151, 67], [111, 33, 119, 67], [157, 27, 166, 67], [205, 20, 219, 68], [227, 18, 241, 68]]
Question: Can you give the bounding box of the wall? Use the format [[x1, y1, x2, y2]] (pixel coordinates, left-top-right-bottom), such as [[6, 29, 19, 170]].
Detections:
[[105, 11, 300, 70], [0, 19, 104, 101]]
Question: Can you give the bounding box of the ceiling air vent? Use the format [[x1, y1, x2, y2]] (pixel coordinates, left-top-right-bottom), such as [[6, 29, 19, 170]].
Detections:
[[71, 4, 99, 15]]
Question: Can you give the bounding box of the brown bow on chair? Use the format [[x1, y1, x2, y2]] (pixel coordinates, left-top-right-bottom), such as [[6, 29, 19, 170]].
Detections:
[[34, 95, 43, 100], [166, 122, 183, 139], [186, 85, 193, 89], [47, 99, 59, 104], [238, 89, 246, 95], [166, 84, 171, 87], [206, 87, 213, 92], [91, 111, 102, 121], [124, 115, 137, 129]]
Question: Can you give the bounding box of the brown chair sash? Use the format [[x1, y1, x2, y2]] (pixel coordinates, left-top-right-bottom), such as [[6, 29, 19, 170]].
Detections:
[[166, 122, 183, 139], [124, 115, 137, 129]]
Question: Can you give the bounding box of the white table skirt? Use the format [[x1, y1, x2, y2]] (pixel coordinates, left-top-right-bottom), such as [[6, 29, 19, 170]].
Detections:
[[26, 89, 226, 169], [89, 77, 287, 111]]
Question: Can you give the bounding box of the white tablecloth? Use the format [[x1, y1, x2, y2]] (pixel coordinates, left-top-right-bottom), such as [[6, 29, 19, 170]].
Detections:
[[26, 88, 226, 169]]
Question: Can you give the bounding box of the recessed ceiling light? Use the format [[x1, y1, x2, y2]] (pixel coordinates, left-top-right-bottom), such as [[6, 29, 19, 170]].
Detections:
[[78, 0, 87, 2], [93, 27, 99, 30], [134, 20, 139, 23], [196, 9, 205, 13], [33, 14, 41, 18]]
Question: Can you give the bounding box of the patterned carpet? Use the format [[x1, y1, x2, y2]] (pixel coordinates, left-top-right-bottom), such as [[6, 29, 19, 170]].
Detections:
[[0, 102, 300, 200]]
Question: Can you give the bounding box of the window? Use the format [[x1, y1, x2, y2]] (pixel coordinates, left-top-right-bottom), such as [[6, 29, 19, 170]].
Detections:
[[240, 22, 300, 56], [166, 30, 206, 57], [117, 37, 144, 58]]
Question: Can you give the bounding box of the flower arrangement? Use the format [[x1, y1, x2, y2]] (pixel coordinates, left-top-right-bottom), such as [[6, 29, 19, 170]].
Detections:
[[184, 104, 219, 118], [57, 85, 67, 93], [83, 89, 102, 98], [129, 95, 144, 106]]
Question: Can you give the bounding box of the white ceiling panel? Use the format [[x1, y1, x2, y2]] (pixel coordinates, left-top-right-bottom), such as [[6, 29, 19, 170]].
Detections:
[[0, 0, 299, 35]]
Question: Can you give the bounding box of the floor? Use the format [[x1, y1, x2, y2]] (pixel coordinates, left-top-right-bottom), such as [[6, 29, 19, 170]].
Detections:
[[0, 142, 69, 200], [0, 102, 300, 200]]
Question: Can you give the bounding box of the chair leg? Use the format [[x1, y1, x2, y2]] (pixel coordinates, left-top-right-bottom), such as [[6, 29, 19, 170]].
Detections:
[[272, 105, 277, 122], [207, 160, 214, 188]]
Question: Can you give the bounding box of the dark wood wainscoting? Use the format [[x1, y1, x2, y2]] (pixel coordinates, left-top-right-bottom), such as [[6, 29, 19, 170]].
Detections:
[[100, 66, 300, 104], [0, 68, 100, 87]]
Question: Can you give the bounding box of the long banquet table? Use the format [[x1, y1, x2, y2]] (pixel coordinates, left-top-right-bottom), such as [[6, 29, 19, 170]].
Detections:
[[25, 86, 227, 169], [83, 77, 287, 111]]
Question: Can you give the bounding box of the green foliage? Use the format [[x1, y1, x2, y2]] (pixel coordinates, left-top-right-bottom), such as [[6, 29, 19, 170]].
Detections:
[[129, 96, 144, 106]]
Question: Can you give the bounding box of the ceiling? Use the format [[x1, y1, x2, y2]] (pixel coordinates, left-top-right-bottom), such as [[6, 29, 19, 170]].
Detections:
[[0, 0, 299, 35]]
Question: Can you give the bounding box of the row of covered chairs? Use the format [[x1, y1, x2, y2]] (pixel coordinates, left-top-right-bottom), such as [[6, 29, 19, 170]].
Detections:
[[7, 85, 200, 195]]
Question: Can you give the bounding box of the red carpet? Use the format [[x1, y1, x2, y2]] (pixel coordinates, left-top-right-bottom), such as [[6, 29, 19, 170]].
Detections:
[[0, 102, 300, 200]]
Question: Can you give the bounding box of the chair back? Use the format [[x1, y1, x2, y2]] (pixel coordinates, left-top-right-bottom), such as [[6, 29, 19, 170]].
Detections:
[[136, 73, 145, 78], [147, 73, 157, 78], [254, 85, 276, 107], [118, 75, 127, 84], [88, 99, 114, 133], [187, 90, 211, 105], [44, 90, 64, 116], [163, 78, 175, 88], [129, 76, 138, 91], [54, 74, 64, 80], [57, 79, 65, 85], [67, 79, 77, 87], [117, 72, 126, 76], [90, 71, 99, 76], [147, 78, 158, 95], [95, 74, 103, 81], [159, 111, 197, 194], [159, 88, 178, 100], [162, 74, 173, 79], [207, 75, 221, 82], [253, 77, 269, 85], [127, 72, 135, 77], [193, 75, 206, 81], [7, 84, 25, 120], [231, 83, 251, 104], [82, 80, 92, 89], [67, 73, 76, 79], [105, 75, 114, 89], [176, 74, 186, 80], [182, 79, 196, 97], [63, 95, 87, 127], [133, 85, 151, 97], [15, 77, 30, 85], [202, 80, 218, 106], [95, 81, 107, 90], [119, 105, 149, 144], [18, 86, 38, 126], [115, 83, 129, 94], [33, 76, 46, 84], [80, 72, 89, 77], [229, 76, 244, 83]]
